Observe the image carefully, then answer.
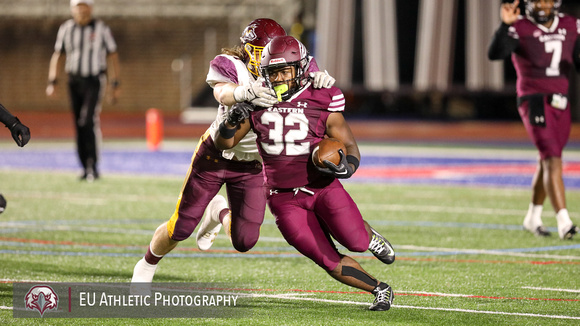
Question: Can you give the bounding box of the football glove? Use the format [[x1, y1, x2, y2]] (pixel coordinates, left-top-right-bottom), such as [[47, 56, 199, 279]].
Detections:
[[315, 149, 355, 179], [233, 77, 278, 107], [310, 70, 336, 89], [6, 117, 30, 147], [225, 102, 254, 126]]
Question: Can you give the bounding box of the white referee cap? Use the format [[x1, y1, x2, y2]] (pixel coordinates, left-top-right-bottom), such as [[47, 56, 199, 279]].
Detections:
[[71, 0, 94, 6]]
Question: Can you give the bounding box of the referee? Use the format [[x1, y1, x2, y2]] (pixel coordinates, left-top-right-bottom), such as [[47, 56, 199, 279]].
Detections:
[[46, 0, 120, 182]]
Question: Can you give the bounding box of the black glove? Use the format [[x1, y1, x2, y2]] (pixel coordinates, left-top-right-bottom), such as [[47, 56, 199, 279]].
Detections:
[[315, 149, 355, 179], [226, 102, 254, 126], [7, 117, 30, 147]]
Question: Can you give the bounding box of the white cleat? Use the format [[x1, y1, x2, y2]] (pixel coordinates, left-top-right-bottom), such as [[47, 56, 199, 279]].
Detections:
[[196, 195, 227, 251]]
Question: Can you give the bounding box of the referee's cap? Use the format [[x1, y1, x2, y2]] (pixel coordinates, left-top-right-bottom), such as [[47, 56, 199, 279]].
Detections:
[[70, 0, 94, 6]]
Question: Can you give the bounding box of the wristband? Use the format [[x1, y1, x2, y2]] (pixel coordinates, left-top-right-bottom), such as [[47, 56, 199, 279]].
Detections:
[[110, 80, 120, 88], [346, 155, 360, 172], [48, 79, 57, 85], [218, 121, 236, 139]]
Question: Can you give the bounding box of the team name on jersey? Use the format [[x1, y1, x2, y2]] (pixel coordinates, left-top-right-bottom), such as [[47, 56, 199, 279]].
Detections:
[[538, 32, 566, 43], [267, 107, 305, 114]]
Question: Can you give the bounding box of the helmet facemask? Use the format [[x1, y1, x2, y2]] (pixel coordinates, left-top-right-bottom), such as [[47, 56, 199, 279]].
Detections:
[[244, 43, 264, 77], [261, 57, 309, 101]]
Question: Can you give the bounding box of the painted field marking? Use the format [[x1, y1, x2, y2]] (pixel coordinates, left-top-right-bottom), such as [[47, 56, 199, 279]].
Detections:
[[522, 286, 580, 293], [1, 287, 578, 319], [243, 293, 580, 319], [2, 236, 580, 262]]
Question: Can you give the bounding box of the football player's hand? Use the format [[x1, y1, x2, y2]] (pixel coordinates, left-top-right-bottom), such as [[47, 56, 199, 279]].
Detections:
[[226, 102, 254, 126], [234, 78, 277, 107], [320, 149, 355, 179], [7, 117, 30, 147], [500, 0, 520, 25], [310, 70, 335, 89]]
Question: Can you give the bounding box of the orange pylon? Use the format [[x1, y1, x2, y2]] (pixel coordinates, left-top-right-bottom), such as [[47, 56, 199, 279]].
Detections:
[[146, 108, 163, 151]]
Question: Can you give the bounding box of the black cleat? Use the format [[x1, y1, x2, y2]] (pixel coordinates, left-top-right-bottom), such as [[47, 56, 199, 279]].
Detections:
[[560, 225, 579, 240], [368, 228, 395, 264], [0, 194, 6, 214], [370, 283, 394, 311], [528, 225, 551, 237]]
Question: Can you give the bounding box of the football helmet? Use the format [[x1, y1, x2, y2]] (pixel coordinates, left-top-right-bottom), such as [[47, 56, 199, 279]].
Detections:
[[524, 0, 561, 24], [240, 18, 286, 77], [260, 36, 310, 101]]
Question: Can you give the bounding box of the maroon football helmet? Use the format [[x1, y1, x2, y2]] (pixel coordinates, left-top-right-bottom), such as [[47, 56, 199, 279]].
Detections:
[[524, 0, 562, 24], [240, 18, 287, 76], [260, 35, 310, 101]]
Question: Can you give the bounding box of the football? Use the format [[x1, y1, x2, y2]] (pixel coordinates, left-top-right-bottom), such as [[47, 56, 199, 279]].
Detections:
[[312, 138, 347, 168]]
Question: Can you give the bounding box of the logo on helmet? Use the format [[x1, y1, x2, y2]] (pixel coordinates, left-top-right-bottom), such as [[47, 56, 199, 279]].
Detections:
[[24, 285, 59, 317], [241, 23, 258, 43], [269, 58, 286, 65]]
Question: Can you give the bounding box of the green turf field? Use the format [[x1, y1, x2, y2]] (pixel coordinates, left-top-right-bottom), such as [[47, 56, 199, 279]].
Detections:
[[0, 167, 579, 325]]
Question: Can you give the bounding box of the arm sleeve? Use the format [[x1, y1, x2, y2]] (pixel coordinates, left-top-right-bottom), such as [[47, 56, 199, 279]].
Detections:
[[0, 103, 17, 127], [487, 23, 519, 60], [574, 38, 580, 72], [102, 24, 117, 53]]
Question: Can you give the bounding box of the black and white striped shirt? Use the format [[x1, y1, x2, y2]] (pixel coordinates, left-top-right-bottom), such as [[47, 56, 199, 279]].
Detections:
[[54, 19, 117, 77]]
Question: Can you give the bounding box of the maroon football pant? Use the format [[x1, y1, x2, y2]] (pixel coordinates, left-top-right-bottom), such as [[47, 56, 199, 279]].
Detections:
[[167, 134, 266, 252], [518, 99, 571, 159], [267, 179, 370, 272]]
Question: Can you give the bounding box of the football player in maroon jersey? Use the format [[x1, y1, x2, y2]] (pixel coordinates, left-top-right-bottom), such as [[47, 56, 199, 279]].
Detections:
[[215, 36, 395, 311], [130, 19, 336, 287], [488, 0, 579, 239]]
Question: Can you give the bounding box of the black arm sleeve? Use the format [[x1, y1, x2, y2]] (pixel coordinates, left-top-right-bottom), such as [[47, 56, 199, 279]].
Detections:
[[488, 23, 519, 60], [574, 38, 580, 72], [0, 103, 17, 127]]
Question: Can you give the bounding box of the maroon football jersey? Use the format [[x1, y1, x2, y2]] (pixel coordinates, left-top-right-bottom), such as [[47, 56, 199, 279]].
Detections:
[[250, 85, 345, 188], [509, 14, 580, 97]]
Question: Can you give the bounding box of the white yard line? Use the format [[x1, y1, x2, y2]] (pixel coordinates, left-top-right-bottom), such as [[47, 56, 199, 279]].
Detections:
[[244, 293, 580, 320], [522, 286, 580, 293]]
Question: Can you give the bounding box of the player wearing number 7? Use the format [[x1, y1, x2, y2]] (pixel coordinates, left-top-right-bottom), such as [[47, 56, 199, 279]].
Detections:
[[215, 35, 395, 311], [488, 0, 579, 239]]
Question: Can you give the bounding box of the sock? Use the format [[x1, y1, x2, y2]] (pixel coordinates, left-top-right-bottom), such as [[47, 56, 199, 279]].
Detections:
[[221, 211, 232, 238], [144, 245, 163, 265], [523, 203, 543, 229], [556, 209, 572, 228], [131, 258, 158, 283]]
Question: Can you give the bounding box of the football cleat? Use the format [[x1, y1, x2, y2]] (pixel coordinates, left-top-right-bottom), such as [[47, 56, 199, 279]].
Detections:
[[368, 228, 395, 264], [369, 282, 394, 311], [523, 225, 551, 237], [0, 194, 6, 214], [559, 224, 579, 240], [196, 195, 227, 251]]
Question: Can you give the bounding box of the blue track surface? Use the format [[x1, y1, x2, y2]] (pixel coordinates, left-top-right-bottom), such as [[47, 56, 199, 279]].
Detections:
[[2, 146, 580, 189]]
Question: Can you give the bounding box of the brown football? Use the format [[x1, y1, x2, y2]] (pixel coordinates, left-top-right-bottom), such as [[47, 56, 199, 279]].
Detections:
[[312, 138, 347, 168]]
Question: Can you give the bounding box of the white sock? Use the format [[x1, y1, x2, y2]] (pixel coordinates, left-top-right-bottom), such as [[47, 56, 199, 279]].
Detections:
[[131, 258, 158, 283], [556, 209, 573, 237], [222, 212, 232, 242], [523, 203, 543, 229]]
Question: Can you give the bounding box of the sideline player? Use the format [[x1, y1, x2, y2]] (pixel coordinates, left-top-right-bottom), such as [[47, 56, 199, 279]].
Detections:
[[488, 0, 579, 239], [130, 19, 336, 285], [215, 36, 395, 311], [0, 102, 31, 213], [46, 0, 121, 182]]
